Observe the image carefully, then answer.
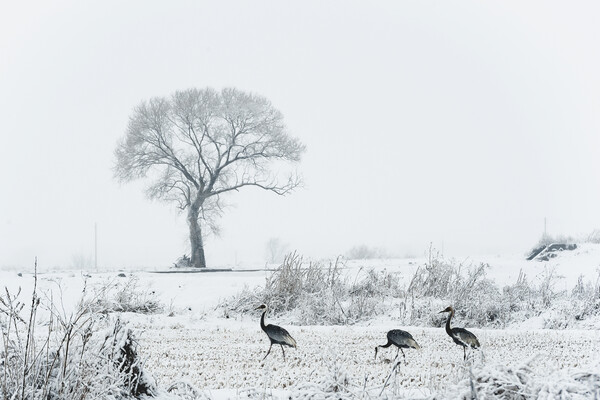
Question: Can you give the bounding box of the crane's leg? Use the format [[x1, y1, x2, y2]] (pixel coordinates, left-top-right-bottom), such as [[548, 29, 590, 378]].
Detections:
[[400, 348, 406, 363], [463, 346, 466, 361], [395, 347, 400, 360], [262, 344, 273, 361], [280, 344, 286, 361]]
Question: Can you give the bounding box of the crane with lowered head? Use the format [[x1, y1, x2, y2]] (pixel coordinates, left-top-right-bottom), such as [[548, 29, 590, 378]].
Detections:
[[374, 329, 421, 362]]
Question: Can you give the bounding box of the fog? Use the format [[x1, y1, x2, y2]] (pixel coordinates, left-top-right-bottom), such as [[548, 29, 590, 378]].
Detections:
[[1, 1, 599, 269]]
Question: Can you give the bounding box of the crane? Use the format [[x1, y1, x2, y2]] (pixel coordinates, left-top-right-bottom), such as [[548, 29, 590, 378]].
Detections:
[[374, 329, 421, 362], [439, 306, 480, 360], [256, 304, 297, 361]]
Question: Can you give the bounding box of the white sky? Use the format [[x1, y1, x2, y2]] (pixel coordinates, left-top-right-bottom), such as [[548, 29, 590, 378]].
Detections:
[[1, 1, 599, 269]]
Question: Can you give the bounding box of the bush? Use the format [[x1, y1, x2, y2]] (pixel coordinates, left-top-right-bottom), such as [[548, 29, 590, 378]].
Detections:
[[586, 229, 600, 244], [293, 360, 352, 399], [262, 252, 351, 325], [225, 249, 600, 329], [571, 271, 600, 319], [221, 252, 401, 324], [283, 353, 600, 400], [439, 356, 600, 399], [87, 276, 163, 314], [405, 248, 459, 298], [222, 252, 345, 323], [173, 255, 192, 269], [345, 245, 388, 260], [0, 265, 159, 399], [403, 249, 503, 327], [402, 249, 599, 328], [263, 252, 345, 313]]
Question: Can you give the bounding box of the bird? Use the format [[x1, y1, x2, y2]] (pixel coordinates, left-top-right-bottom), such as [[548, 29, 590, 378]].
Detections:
[[374, 329, 421, 362], [256, 304, 297, 361], [439, 306, 480, 360]]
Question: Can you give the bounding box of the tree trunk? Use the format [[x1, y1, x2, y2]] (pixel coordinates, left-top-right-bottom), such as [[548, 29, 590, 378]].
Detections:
[[187, 206, 206, 268]]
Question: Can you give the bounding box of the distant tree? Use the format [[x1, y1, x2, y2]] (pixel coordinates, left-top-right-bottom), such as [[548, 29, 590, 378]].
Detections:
[[114, 88, 305, 268], [71, 253, 93, 270], [345, 244, 388, 260], [266, 237, 289, 264], [587, 229, 600, 244]]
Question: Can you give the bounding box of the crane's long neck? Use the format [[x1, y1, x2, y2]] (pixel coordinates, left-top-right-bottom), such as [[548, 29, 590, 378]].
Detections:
[[445, 309, 454, 335], [260, 310, 267, 331]]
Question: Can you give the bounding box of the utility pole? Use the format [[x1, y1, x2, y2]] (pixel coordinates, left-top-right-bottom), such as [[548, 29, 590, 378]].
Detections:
[[95, 222, 98, 272]]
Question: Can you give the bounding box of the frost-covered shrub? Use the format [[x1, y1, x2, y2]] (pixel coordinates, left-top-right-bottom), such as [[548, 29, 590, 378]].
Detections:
[[345, 245, 388, 260], [540, 272, 600, 329], [0, 270, 159, 399], [167, 381, 205, 400], [404, 253, 504, 327], [499, 268, 600, 329], [571, 271, 600, 319], [173, 254, 192, 268], [530, 229, 600, 248], [226, 249, 600, 328], [499, 271, 539, 324], [406, 249, 458, 298], [586, 229, 600, 244], [452, 265, 504, 326], [350, 268, 401, 298], [402, 250, 596, 328], [401, 298, 448, 327], [530, 232, 576, 250], [222, 253, 399, 324], [541, 302, 574, 329], [88, 276, 163, 314], [535, 266, 565, 308], [343, 268, 402, 323], [406, 251, 492, 304], [263, 252, 345, 313], [437, 356, 600, 400], [293, 361, 353, 399], [222, 253, 348, 324], [502, 270, 535, 312]]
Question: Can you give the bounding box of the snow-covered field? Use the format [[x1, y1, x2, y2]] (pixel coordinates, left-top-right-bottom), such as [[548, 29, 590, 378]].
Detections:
[[2, 244, 600, 398], [134, 315, 599, 398]]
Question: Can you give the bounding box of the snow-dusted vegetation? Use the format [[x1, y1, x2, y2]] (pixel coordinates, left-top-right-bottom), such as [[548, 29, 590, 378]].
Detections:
[[2, 245, 600, 399], [222, 247, 600, 330], [0, 265, 160, 399]]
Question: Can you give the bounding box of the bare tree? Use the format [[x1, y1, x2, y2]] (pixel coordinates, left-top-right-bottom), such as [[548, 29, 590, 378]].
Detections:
[[265, 237, 289, 264], [114, 88, 305, 268]]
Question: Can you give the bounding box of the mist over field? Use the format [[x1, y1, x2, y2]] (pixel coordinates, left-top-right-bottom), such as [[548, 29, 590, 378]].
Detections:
[[2, 1, 600, 270], [1, 1, 600, 399]]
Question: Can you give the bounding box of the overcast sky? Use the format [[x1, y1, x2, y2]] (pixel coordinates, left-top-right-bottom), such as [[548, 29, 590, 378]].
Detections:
[[1, 1, 599, 269]]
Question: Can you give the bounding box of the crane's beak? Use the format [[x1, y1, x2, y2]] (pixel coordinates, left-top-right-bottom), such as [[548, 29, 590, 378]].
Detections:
[[438, 310, 445, 313]]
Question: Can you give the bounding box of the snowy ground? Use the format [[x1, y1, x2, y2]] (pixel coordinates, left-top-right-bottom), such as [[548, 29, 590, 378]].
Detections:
[[133, 314, 599, 398], [3, 243, 598, 313], [2, 244, 600, 398]]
